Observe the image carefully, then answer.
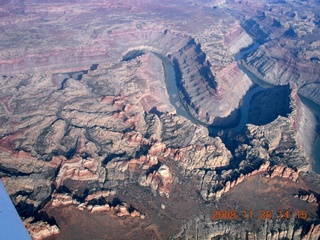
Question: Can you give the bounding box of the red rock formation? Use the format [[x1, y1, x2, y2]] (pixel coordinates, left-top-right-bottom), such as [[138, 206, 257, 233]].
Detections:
[[294, 193, 318, 204], [0, 1, 319, 239], [208, 161, 270, 199], [24, 220, 60, 240], [210, 162, 302, 200], [51, 193, 79, 207], [267, 165, 300, 182], [55, 157, 105, 188], [84, 190, 116, 203], [140, 164, 173, 198], [86, 201, 144, 219], [302, 224, 320, 240]]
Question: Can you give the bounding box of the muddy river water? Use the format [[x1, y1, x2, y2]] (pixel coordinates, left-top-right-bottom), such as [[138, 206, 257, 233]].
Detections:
[[159, 43, 320, 174], [123, 44, 320, 173]]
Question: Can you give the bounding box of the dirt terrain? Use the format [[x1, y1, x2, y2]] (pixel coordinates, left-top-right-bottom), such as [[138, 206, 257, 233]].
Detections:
[[0, 0, 319, 239]]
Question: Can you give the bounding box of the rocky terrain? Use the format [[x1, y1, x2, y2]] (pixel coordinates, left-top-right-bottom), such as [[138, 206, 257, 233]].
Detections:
[[0, 0, 319, 239], [235, 0, 320, 101], [0, 0, 254, 126]]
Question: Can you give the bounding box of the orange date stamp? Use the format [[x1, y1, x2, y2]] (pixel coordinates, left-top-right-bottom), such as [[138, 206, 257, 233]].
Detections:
[[212, 209, 308, 220]]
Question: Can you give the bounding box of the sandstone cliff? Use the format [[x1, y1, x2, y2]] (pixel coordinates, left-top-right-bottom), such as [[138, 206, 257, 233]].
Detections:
[[0, 1, 319, 239]]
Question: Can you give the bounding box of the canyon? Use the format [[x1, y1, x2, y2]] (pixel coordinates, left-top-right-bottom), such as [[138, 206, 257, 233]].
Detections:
[[0, 0, 319, 239]]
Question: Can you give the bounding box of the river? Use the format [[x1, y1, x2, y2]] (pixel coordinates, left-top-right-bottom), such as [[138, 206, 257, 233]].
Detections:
[[159, 44, 320, 174], [158, 42, 269, 135], [155, 53, 204, 125], [123, 45, 320, 174]]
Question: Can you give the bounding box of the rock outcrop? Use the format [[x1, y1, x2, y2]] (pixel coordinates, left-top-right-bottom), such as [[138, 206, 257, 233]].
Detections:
[[55, 157, 106, 188], [235, 0, 320, 108], [24, 219, 60, 240], [51, 193, 79, 207], [201, 161, 300, 200], [85, 199, 145, 219], [174, 215, 320, 240], [0, 2, 255, 126], [0, 48, 233, 236], [211, 161, 271, 200], [294, 192, 318, 204], [174, 40, 253, 125], [241, 43, 320, 88], [267, 165, 300, 181], [51, 189, 145, 219], [0, 1, 319, 239], [238, 86, 317, 171], [298, 83, 320, 106]]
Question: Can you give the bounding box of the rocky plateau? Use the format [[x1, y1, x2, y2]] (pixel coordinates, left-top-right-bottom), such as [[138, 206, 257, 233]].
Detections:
[[0, 0, 319, 239]]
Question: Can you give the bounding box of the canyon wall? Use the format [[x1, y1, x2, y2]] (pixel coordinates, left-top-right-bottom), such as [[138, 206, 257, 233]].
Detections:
[[295, 93, 318, 167], [236, 0, 320, 108], [241, 44, 320, 87], [247, 84, 292, 126], [298, 83, 320, 106], [0, 18, 254, 126], [0, 1, 319, 239]]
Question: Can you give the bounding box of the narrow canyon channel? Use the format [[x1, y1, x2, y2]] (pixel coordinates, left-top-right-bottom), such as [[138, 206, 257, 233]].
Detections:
[[159, 42, 270, 135], [299, 95, 320, 174], [160, 44, 320, 174], [157, 53, 207, 125], [123, 45, 320, 174], [313, 137, 320, 174]]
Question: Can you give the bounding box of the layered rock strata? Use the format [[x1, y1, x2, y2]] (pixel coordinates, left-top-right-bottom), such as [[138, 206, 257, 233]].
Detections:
[[294, 192, 318, 204], [234, 0, 320, 107], [174, 216, 320, 240], [0, 53, 232, 237], [195, 85, 316, 202], [0, 1, 319, 239], [24, 220, 60, 240], [0, 1, 254, 126]]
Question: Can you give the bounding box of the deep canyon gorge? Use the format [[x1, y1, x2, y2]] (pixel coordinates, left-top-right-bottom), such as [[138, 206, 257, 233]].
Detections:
[[0, 0, 320, 239]]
